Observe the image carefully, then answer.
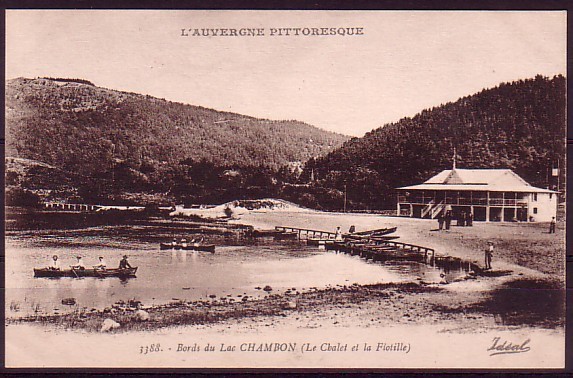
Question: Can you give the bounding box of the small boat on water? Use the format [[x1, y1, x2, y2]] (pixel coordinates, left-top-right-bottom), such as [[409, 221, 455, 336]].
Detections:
[[34, 267, 138, 278], [160, 243, 216, 253], [274, 231, 298, 240], [370, 235, 400, 241], [247, 229, 284, 238]]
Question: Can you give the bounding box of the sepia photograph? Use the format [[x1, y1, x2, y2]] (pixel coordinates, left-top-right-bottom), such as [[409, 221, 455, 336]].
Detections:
[[4, 10, 567, 369]]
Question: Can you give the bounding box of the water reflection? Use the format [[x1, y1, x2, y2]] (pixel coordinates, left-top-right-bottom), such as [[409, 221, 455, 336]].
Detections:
[[6, 236, 471, 318]]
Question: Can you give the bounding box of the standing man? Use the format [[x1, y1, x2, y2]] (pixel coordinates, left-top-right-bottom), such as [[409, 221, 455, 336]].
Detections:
[[459, 211, 466, 227], [335, 226, 343, 241], [485, 242, 494, 270], [437, 212, 444, 230], [445, 211, 452, 230], [549, 217, 556, 234]]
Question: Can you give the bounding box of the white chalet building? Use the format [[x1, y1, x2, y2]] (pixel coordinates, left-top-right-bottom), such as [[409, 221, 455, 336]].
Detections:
[[397, 168, 557, 222]]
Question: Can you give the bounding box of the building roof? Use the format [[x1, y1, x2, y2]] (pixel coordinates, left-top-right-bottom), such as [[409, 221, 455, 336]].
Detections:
[[397, 168, 557, 193]]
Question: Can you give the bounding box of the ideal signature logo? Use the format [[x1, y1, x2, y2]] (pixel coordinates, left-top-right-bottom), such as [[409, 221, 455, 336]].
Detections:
[[488, 337, 531, 356]]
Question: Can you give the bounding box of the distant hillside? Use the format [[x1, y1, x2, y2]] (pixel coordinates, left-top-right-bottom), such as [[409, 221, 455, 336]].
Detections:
[[6, 77, 348, 178], [305, 75, 566, 210]]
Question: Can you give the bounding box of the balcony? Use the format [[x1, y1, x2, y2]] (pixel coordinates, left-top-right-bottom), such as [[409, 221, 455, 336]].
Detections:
[[398, 196, 528, 207]]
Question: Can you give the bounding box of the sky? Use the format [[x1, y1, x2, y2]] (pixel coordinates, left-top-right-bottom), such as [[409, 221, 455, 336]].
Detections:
[[6, 10, 566, 137]]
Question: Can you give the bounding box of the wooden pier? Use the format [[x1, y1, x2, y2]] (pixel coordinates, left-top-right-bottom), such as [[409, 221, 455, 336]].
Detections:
[[274, 226, 397, 241], [273, 224, 485, 275], [274, 226, 338, 240], [325, 240, 483, 274], [274, 224, 487, 276]]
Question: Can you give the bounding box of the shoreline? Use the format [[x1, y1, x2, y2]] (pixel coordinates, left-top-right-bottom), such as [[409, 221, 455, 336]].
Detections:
[[8, 274, 564, 333], [5, 210, 565, 334]]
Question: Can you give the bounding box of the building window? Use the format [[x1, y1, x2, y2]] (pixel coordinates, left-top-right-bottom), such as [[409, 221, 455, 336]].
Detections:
[[533, 208, 538, 214], [532, 193, 537, 201]]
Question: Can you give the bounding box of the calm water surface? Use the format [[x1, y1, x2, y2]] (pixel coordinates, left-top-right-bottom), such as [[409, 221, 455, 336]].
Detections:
[[5, 230, 468, 317]]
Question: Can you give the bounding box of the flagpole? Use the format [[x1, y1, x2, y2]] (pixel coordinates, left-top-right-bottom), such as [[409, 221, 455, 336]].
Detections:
[[557, 159, 560, 194]]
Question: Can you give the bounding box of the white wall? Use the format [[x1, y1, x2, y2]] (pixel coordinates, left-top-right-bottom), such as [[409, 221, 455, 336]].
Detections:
[[527, 192, 557, 222]]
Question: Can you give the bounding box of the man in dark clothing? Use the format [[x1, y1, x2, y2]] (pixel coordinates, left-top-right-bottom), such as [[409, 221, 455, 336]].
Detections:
[[549, 217, 556, 234], [437, 213, 444, 230], [467, 212, 473, 226], [119, 255, 132, 269], [444, 211, 452, 230], [459, 211, 466, 227], [485, 242, 493, 270]]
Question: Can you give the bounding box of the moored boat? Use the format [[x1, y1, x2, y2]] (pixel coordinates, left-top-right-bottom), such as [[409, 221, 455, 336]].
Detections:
[[160, 243, 215, 253], [182, 244, 216, 253], [274, 231, 298, 240], [33, 267, 138, 278]]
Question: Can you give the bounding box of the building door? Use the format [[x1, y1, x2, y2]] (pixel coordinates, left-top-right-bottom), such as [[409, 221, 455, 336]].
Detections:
[[503, 207, 516, 222], [473, 207, 486, 221], [489, 207, 502, 222], [517, 207, 528, 222]]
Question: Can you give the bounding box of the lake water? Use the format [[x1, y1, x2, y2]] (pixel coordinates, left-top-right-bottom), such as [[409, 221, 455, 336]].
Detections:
[[5, 227, 469, 318]]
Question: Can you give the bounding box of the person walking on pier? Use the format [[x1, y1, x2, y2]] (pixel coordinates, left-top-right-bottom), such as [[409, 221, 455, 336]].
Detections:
[[335, 226, 343, 241], [549, 217, 556, 234], [484, 242, 494, 270]]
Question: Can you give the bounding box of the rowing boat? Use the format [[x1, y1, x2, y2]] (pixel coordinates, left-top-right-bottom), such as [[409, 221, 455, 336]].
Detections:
[[274, 231, 298, 240], [159, 243, 216, 253], [33, 267, 138, 278]]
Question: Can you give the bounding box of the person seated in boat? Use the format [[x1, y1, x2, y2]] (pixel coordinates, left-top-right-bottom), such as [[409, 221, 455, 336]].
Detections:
[[94, 256, 107, 270], [180, 238, 188, 248], [171, 238, 178, 246], [119, 255, 132, 269], [71, 256, 86, 270], [193, 236, 204, 248], [48, 255, 60, 270]]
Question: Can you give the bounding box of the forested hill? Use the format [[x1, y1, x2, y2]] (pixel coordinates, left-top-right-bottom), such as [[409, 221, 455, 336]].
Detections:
[[6, 77, 348, 176], [306, 75, 566, 209]]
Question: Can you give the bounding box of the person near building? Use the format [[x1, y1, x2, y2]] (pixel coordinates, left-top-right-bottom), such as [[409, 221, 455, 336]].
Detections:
[[549, 217, 556, 234], [484, 242, 494, 270]]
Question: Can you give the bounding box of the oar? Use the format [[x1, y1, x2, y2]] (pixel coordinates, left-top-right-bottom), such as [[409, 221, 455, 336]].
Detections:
[[70, 266, 79, 278]]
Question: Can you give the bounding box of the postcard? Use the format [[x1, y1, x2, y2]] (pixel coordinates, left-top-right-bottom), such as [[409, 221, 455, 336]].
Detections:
[[4, 9, 566, 369]]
